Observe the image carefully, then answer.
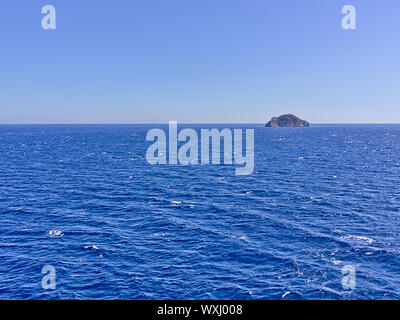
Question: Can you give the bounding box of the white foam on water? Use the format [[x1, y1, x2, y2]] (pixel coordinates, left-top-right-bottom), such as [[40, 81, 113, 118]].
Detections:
[[48, 230, 64, 238], [151, 232, 166, 237], [341, 235, 374, 245], [331, 258, 342, 265], [84, 245, 99, 250], [232, 235, 248, 242]]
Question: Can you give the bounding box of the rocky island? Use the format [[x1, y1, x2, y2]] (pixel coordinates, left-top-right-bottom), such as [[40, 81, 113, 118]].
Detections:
[[265, 114, 310, 127]]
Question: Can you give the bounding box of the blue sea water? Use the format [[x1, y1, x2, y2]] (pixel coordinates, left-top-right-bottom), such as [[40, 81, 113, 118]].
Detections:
[[1, 124, 400, 300]]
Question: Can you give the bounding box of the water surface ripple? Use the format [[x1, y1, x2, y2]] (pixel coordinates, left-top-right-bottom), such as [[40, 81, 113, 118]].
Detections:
[[1, 124, 400, 299]]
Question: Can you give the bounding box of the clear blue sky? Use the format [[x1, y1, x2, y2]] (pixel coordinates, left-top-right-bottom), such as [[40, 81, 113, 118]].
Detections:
[[0, 0, 399, 123]]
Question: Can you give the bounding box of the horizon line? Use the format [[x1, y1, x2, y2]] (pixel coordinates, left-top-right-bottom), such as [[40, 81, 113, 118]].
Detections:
[[1, 122, 400, 125]]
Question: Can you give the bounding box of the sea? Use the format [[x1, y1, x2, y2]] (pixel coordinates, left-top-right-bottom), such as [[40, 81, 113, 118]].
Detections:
[[1, 124, 400, 300]]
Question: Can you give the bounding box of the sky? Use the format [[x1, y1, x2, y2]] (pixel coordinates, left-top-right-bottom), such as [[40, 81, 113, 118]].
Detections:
[[0, 0, 399, 124]]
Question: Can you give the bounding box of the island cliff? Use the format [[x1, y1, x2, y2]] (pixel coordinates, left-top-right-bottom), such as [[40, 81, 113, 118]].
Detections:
[[265, 114, 310, 127]]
